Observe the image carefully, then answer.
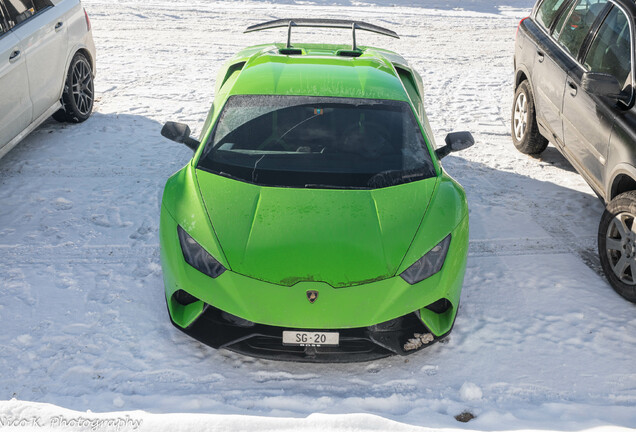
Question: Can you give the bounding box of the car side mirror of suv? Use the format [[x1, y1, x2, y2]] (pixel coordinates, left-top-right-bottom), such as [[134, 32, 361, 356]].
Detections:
[[581, 72, 624, 100], [161, 121, 200, 151], [435, 131, 475, 159]]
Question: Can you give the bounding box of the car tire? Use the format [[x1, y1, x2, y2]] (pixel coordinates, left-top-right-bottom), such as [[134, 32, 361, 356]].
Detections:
[[53, 52, 94, 123], [511, 80, 548, 155], [598, 191, 636, 303]]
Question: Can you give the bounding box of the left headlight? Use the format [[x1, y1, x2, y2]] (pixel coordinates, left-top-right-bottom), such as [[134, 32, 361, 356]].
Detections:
[[177, 225, 226, 278], [400, 235, 451, 285]]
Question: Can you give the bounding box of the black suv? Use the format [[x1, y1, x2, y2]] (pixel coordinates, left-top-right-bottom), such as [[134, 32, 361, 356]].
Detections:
[[513, 0, 636, 302]]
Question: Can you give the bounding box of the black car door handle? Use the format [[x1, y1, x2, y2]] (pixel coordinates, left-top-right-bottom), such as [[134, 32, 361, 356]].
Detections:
[[567, 80, 578, 96], [55, 21, 64, 31], [537, 50, 545, 63], [9, 50, 20, 62]]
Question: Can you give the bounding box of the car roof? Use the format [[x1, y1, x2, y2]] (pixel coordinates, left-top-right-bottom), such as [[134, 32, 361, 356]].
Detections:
[[223, 43, 414, 102]]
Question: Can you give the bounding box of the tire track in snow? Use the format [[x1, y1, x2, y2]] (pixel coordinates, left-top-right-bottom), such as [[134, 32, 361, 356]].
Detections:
[[0, 245, 159, 265], [527, 205, 605, 277]]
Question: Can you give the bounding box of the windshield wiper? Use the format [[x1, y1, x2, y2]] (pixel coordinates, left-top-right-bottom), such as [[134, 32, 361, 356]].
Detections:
[[216, 171, 246, 182], [252, 154, 266, 183], [366, 168, 432, 188], [400, 171, 429, 181]]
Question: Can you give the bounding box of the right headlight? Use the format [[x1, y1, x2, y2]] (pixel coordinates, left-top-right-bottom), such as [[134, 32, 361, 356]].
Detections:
[[400, 235, 451, 285], [177, 225, 226, 279]]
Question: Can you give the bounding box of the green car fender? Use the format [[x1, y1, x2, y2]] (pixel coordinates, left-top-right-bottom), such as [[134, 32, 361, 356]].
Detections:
[[160, 163, 229, 326], [400, 173, 469, 335], [161, 163, 228, 267], [398, 173, 468, 274], [160, 164, 230, 294]]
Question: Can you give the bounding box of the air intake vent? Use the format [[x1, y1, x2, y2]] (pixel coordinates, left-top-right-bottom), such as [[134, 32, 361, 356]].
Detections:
[[337, 50, 362, 57], [394, 65, 421, 99], [172, 290, 199, 306], [279, 48, 303, 55], [425, 298, 452, 314], [219, 61, 246, 89]]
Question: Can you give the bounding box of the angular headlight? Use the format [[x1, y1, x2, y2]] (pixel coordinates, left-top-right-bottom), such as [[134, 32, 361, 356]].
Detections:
[[177, 226, 226, 278], [400, 235, 451, 285]]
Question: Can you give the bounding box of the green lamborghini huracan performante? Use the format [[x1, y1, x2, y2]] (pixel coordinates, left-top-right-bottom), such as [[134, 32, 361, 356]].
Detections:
[[159, 19, 474, 362]]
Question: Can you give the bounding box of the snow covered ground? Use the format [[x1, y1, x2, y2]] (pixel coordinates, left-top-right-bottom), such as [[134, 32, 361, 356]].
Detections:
[[0, 0, 635, 431]]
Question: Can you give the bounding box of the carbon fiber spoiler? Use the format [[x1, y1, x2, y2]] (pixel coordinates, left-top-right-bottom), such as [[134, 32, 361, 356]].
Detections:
[[244, 18, 399, 51]]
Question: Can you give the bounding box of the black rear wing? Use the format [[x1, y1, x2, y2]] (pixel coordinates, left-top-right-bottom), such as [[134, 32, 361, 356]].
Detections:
[[244, 18, 399, 51]]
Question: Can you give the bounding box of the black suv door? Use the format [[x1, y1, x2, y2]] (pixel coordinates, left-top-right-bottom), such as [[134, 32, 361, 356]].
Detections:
[[532, 0, 608, 148], [532, 0, 576, 145], [562, 3, 633, 194]]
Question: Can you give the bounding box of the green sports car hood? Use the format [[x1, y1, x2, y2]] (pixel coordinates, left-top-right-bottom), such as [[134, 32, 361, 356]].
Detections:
[[195, 170, 437, 288]]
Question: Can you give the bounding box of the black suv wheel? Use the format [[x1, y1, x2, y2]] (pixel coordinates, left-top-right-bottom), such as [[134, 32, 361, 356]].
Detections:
[[511, 81, 548, 155], [598, 191, 636, 303]]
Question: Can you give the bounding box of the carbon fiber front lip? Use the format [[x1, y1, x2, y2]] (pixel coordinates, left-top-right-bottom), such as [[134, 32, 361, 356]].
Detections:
[[170, 303, 451, 363]]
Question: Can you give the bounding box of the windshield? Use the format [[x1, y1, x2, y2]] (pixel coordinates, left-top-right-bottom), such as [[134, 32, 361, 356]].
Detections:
[[197, 95, 436, 189]]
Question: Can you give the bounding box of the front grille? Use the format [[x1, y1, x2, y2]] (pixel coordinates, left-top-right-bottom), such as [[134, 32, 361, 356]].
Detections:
[[172, 304, 447, 363], [233, 332, 391, 362]]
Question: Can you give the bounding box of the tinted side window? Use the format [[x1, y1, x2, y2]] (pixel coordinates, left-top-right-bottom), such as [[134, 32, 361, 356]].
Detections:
[[3, 0, 51, 28], [0, 1, 9, 34], [584, 6, 632, 88], [536, 0, 569, 29], [553, 0, 608, 57]]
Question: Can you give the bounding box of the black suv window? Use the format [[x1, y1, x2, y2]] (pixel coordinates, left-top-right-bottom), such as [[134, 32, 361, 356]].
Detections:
[[584, 5, 632, 89], [536, 0, 569, 29], [553, 0, 608, 57], [2, 0, 51, 28]]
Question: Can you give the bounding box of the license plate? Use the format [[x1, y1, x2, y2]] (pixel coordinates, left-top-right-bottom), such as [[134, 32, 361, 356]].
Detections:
[[282, 331, 339, 347]]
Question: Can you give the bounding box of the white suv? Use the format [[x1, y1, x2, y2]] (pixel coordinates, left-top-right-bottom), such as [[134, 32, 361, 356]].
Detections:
[[0, 0, 96, 159]]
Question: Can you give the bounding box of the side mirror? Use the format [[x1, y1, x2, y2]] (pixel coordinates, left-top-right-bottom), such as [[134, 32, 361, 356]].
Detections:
[[435, 131, 475, 159], [161, 121, 200, 151], [581, 72, 623, 100]]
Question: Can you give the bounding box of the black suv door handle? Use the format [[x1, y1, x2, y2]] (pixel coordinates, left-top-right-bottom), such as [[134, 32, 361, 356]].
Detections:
[[537, 50, 545, 63], [9, 50, 21, 62], [567, 80, 578, 96], [55, 21, 64, 31]]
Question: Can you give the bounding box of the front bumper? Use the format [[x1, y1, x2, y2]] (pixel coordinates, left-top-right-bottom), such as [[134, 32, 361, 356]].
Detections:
[[160, 205, 468, 361], [170, 301, 454, 362]]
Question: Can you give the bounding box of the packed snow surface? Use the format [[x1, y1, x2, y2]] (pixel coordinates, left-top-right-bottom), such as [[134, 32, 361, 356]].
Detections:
[[0, 0, 635, 431]]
